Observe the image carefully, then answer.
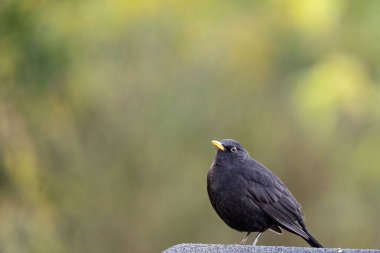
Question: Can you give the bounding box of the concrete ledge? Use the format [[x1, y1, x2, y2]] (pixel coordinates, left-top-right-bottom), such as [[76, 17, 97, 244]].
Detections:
[[164, 244, 380, 253]]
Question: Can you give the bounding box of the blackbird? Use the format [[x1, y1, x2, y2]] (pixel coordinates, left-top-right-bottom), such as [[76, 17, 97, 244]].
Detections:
[[207, 139, 323, 247]]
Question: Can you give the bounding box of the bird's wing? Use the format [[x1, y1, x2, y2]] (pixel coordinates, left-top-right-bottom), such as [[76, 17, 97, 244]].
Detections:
[[244, 165, 309, 239]]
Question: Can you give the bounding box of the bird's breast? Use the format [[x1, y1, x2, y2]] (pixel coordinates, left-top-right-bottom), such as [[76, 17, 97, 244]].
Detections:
[[207, 167, 248, 203]]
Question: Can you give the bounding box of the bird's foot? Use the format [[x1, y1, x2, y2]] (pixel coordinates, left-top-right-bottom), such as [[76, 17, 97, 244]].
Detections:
[[252, 232, 262, 246], [240, 232, 251, 244]]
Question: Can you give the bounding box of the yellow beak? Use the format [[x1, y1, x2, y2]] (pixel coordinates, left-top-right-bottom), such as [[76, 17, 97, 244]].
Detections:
[[211, 140, 225, 151]]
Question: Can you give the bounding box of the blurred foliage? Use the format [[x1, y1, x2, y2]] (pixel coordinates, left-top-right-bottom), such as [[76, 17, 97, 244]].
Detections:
[[1, 0, 380, 252]]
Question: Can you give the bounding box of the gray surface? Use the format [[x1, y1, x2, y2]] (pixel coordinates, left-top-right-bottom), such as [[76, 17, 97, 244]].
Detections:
[[164, 244, 380, 253]]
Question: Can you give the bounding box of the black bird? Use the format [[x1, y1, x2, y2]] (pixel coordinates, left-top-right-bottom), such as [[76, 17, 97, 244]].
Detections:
[[207, 139, 323, 247]]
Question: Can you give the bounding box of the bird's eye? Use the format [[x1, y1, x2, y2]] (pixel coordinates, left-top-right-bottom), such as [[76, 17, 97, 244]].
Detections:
[[231, 146, 237, 152]]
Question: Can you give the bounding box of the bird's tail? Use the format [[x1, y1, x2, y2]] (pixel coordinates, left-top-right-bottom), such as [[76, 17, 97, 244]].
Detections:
[[304, 230, 323, 248]]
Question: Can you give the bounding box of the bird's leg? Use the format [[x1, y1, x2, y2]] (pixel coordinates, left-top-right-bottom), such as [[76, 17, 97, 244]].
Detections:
[[252, 232, 262, 246], [240, 232, 251, 244]]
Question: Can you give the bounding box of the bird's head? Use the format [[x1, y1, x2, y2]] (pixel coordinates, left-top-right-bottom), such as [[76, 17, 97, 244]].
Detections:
[[211, 139, 248, 165]]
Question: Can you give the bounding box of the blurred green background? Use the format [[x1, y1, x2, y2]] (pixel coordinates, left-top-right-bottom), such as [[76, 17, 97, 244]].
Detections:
[[1, 0, 380, 252]]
